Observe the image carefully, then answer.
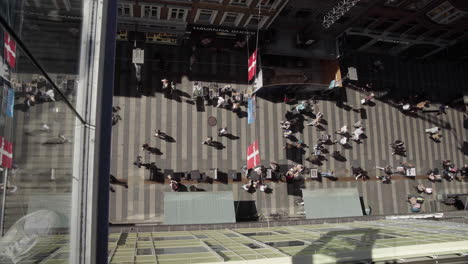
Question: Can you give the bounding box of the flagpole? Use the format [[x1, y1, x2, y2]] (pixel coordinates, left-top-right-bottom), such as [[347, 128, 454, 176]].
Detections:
[[0, 169, 8, 236]]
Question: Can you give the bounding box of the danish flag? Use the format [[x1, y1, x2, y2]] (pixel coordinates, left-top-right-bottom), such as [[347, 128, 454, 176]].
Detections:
[[248, 49, 257, 81], [246, 140, 260, 169], [4, 32, 16, 69], [0, 136, 13, 168]]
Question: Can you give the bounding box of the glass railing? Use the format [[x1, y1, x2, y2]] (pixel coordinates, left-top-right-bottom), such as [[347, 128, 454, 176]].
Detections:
[[0, 0, 82, 105], [0, 0, 113, 262], [0, 23, 81, 263]]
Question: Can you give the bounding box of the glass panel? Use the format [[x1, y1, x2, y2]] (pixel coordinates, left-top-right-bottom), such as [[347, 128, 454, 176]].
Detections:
[[265, 241, 306, 247], [155, 246, 209, 254], [223, 13, 239, 25], [205, 242, 226, 251], [198, 10, 213, 21], [0, 22, 82, 262], [241, 232, 275, 236], [153, 236, 195, 241], [136, 248, 153, 255], [0, 0, 82, 108], [245, 243, 263, 249]]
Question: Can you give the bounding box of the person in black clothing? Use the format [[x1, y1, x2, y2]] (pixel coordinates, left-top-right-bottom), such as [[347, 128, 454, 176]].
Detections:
[[461, 164, 468, 179], [352, 166, 368, 181], [134, 155, 143, 168], [110, 174, 128, 189], [437, 105, 448, 115]]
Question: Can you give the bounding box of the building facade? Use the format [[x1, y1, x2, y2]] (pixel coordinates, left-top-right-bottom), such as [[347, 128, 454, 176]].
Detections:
[[337, 0, 468, 58], [116, 0, 289, 45], [268, 0, 468, 59]]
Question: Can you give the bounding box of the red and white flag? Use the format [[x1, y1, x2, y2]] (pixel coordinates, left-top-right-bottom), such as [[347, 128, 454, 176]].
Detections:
[[246, 140, 260, 169], [4, 32, 16, 69], [248, 49, 257, 81], [0, 136, 13, 168]]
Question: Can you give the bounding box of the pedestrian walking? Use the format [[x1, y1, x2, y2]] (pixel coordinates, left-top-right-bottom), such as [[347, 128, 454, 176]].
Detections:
[[437, 105, 448, 115], [218, 127, 228, 136], [39, 123, 51, 132], [352, 166, 368, 181], [280, 120, 291, 130], [353, 127, 365, 138], [112, 114, 122, 125], [338, 137, 348, 146], [283, 129, 293, 138], [232, 102, 241, 112], [44, 134, 70, 144], [425, 126, 440, 134], [142, 143, 151, 152], [390, 140, 406, 155], [336, 125, 348, 135], [216, 96, 225, 108], [353, 120, 362, 128], [170, 180, 180, 192], [161, 78, 169, 89], [376, 165, 393, 175], [202, 136, 213, 145], [270, 162, 280, 172], [154, 129, 167, 139], [427, 168, 442, 182], [318, 134, 332, 144], [425, 127, 442, 141], [295, 139, 304, 149], [110, 174, 128, 189], [45, 88, 56, 102], [306, 112, 323, 126], [0, 181, 18, 193], [134, 155, 143, 168], [24, 94, 36, 109], [242, 180, 256, 193]]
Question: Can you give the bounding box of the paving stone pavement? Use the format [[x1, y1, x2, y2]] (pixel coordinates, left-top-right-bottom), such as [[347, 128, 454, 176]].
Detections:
[[110, 42, 468, 223], [109, 43, 467, 224]]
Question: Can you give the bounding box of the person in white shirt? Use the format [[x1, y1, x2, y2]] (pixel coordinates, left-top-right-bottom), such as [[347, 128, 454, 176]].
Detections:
[[218, 127, 228, 136], [336, 125, 347, 135], [216, 96, 225, 108]]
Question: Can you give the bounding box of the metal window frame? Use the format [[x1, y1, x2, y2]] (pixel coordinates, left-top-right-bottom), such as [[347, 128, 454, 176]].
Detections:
[[69, 0, 115, 263], [167, 7, 189, 21], [140, 4, 161, 19], [220, 12, 244, 26], [195, 9, 218, 24], [244, 14, 269, 28], [229, 0, 253, 7], [256, 0, 282, 10], [118, 3, 133, 17]]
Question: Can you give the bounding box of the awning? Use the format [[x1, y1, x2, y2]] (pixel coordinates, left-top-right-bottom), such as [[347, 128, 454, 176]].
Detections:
[[164, 191, 236, 225], [302, 188, 363, 219]]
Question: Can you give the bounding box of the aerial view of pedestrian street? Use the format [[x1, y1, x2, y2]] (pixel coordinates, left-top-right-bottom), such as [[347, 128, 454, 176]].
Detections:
[[1, 0, 468, 263]]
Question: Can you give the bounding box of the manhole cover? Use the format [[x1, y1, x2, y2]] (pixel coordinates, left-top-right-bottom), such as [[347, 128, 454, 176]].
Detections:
[[208, 116, 217, 126]]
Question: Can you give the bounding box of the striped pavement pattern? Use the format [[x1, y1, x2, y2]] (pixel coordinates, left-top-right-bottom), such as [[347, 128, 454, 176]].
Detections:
[[4, 74, 77, 231], [110, 50, 467, 223]]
